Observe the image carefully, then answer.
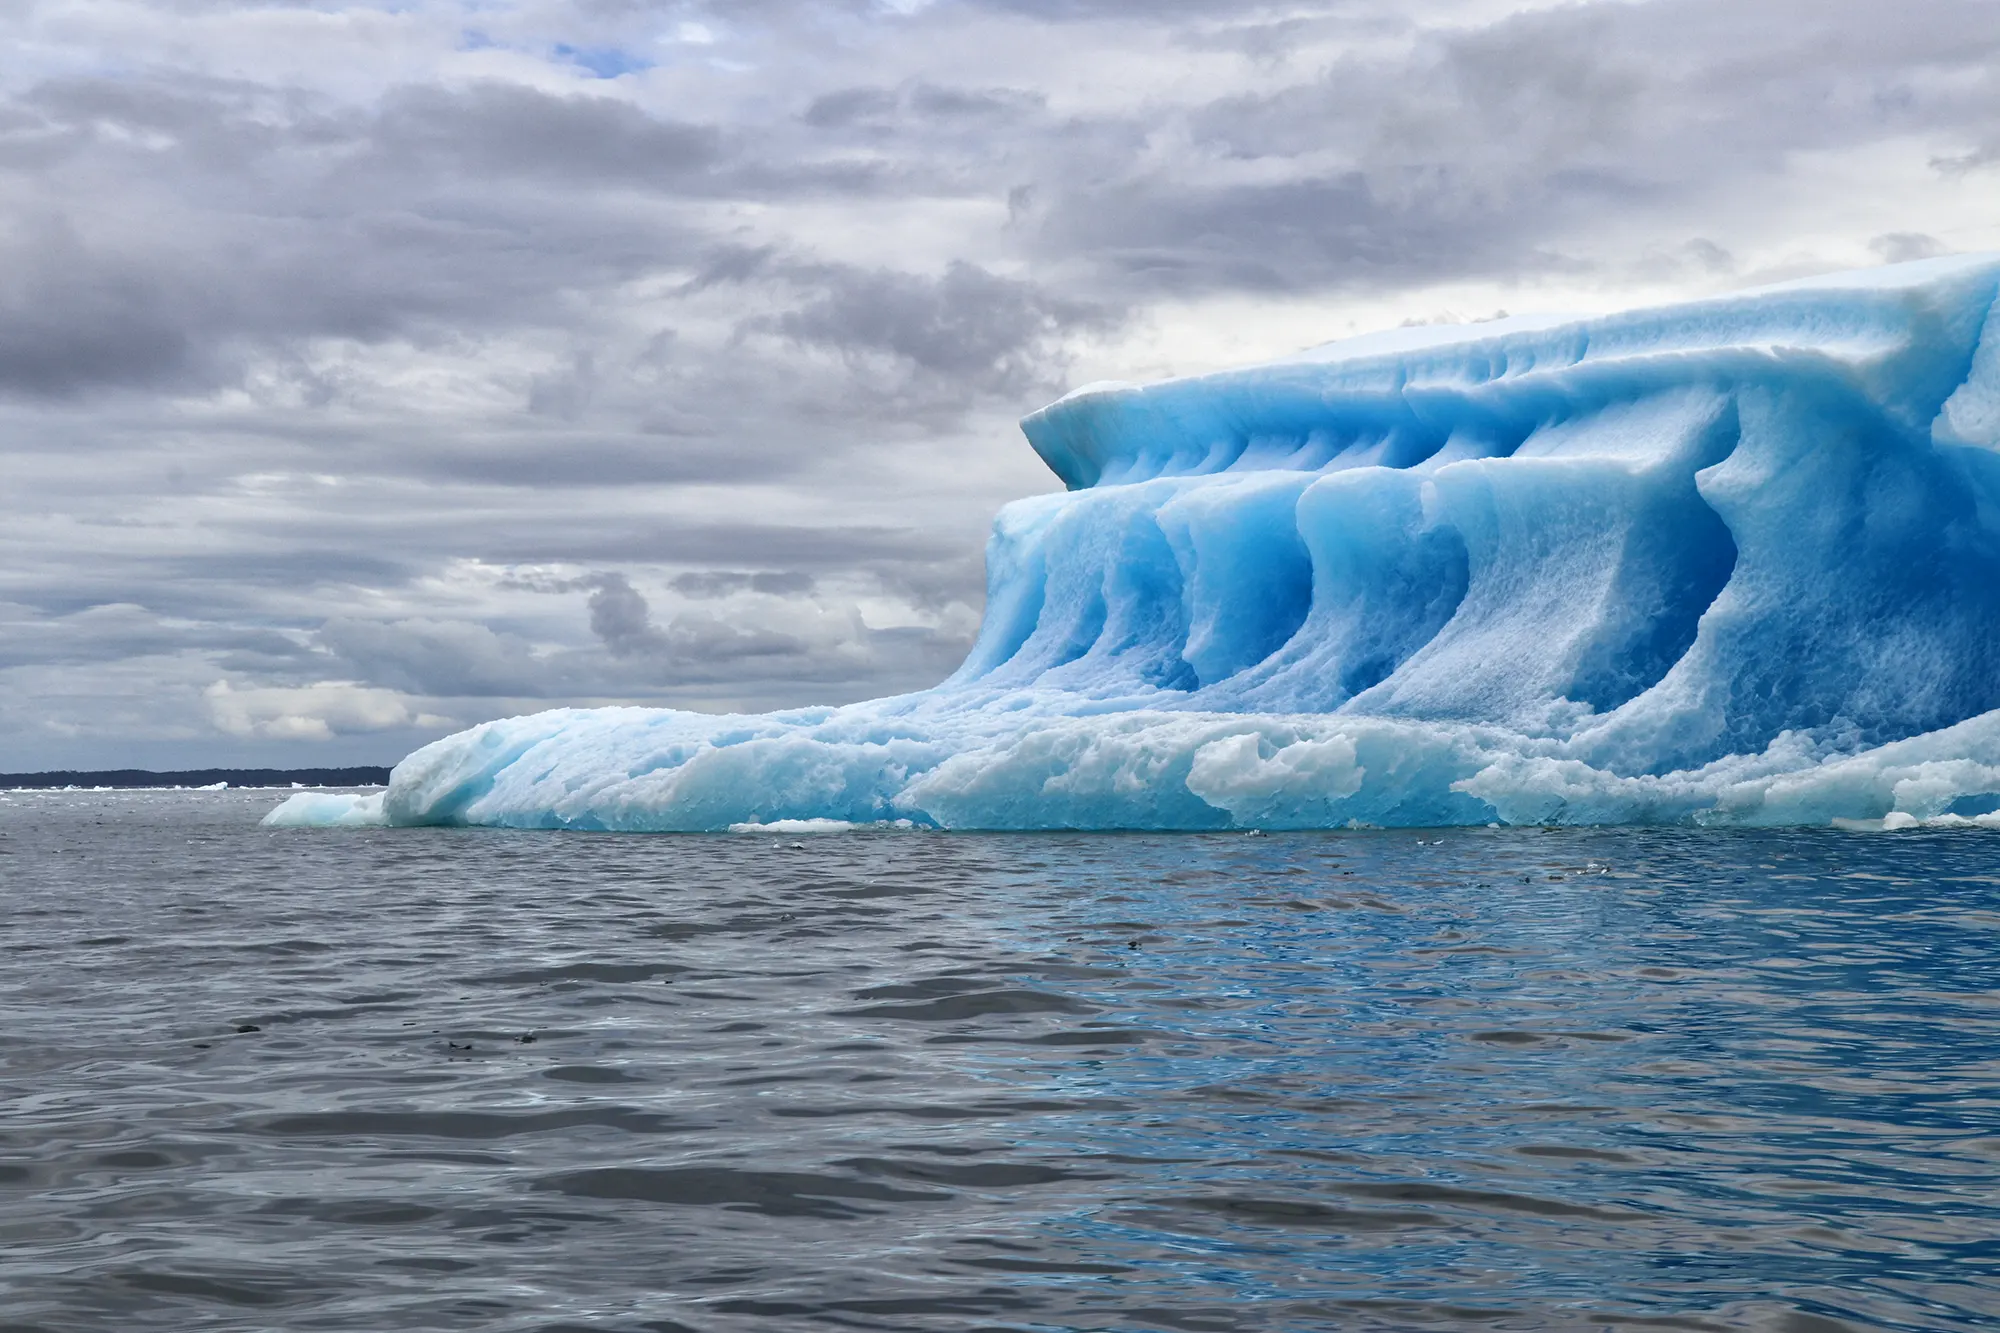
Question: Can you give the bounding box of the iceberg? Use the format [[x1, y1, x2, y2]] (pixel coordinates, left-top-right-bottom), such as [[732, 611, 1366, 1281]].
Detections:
[[268, 254, 2000, 832]]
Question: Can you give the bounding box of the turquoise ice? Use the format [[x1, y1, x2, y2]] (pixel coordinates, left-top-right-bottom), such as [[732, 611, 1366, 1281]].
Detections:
[[270, 254, 2000, 830]]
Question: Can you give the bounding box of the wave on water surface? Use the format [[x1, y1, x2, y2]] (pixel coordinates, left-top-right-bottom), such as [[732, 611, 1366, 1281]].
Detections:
[[272, 254, 2000, 831]]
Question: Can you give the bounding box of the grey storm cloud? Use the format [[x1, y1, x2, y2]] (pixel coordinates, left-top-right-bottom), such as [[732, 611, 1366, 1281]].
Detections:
[[368, 82, 724, 185], [802, 87, 901, 129], [804, 82, 1044, 128], [769, 260, 1110, 396], [316, 616, 551, 698], [672, 570, 818, 598], [1, 0, 1996, 768], [581, 573, 667, 658], [581, 573, 812, 668], [1021, 0, 2000, 297]]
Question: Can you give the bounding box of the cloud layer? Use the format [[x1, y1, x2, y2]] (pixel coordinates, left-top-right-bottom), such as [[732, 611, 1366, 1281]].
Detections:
[[1, 0, 1995, 768]]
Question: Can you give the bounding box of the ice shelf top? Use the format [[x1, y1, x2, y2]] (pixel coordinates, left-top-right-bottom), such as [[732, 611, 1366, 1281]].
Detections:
[[1021, 252, 2000, 490]]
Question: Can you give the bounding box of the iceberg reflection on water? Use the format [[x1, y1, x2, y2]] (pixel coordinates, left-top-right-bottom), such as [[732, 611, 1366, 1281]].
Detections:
[[271, 255, 2000, 831]]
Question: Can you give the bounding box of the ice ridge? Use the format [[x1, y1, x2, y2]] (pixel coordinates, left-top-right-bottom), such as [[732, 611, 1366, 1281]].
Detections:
[[269, 253, 2000, 831]]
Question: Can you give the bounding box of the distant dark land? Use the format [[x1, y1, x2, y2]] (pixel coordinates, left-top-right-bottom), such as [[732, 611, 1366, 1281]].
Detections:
[[1, 767, 391, 790]]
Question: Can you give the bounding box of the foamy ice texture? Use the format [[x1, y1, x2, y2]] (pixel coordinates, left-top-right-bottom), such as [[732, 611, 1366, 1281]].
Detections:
[[269, 254, 2000, 832]]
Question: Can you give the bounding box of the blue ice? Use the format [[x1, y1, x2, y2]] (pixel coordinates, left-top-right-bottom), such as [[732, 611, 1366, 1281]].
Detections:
[[270, 254, 2000, 831]]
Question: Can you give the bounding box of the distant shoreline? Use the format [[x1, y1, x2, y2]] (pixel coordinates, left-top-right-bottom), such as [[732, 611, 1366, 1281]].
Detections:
[[1, 767, 392, 791]]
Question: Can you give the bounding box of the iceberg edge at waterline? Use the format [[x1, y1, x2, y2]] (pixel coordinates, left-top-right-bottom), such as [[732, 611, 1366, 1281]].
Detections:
[[268, 254, 2000, 832]]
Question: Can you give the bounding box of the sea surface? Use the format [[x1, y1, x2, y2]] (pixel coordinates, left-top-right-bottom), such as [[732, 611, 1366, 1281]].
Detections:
[[2, 790, 1996, 1333]]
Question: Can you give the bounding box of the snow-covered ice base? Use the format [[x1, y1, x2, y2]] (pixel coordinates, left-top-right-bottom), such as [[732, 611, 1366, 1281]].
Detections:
[[268, 254, 2000, 832]]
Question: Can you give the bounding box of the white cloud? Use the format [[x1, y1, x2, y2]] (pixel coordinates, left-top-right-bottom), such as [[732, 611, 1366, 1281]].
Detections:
[[204, 680, 453, 741]]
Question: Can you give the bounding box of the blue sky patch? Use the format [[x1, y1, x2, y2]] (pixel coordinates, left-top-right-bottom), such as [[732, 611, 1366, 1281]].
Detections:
[[554, 43, 654, 79]]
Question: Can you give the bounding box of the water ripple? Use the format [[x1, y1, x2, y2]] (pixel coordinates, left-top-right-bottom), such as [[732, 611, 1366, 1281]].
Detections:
[[1, 791, 1996, 1331]]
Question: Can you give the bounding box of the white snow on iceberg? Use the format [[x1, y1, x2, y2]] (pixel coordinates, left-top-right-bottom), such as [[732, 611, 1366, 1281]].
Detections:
[[269, 254, 2000, 831]]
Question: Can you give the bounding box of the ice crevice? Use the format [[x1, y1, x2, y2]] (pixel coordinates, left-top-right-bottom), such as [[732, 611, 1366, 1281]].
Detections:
[[268, 254, 2000, 831]]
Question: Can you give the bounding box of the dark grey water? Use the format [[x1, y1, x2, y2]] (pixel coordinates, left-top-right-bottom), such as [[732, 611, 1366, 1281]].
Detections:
[[2, 791, 1996, 1333]]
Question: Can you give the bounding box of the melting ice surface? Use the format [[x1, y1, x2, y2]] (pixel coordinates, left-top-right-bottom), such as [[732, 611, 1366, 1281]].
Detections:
[[272, 254, 2000, 832]]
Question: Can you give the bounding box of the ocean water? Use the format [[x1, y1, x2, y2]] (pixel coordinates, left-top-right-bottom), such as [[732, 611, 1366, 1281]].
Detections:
[[2, 791, 1996, 1333]]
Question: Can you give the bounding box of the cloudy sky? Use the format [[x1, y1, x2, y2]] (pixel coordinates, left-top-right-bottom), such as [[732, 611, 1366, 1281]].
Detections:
[[1, 0, 1994, 771]]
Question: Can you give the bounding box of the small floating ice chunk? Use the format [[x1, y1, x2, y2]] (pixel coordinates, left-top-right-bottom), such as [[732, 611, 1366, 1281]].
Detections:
[[263, 791, 388, 828], [727, 818, 855, 834]]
